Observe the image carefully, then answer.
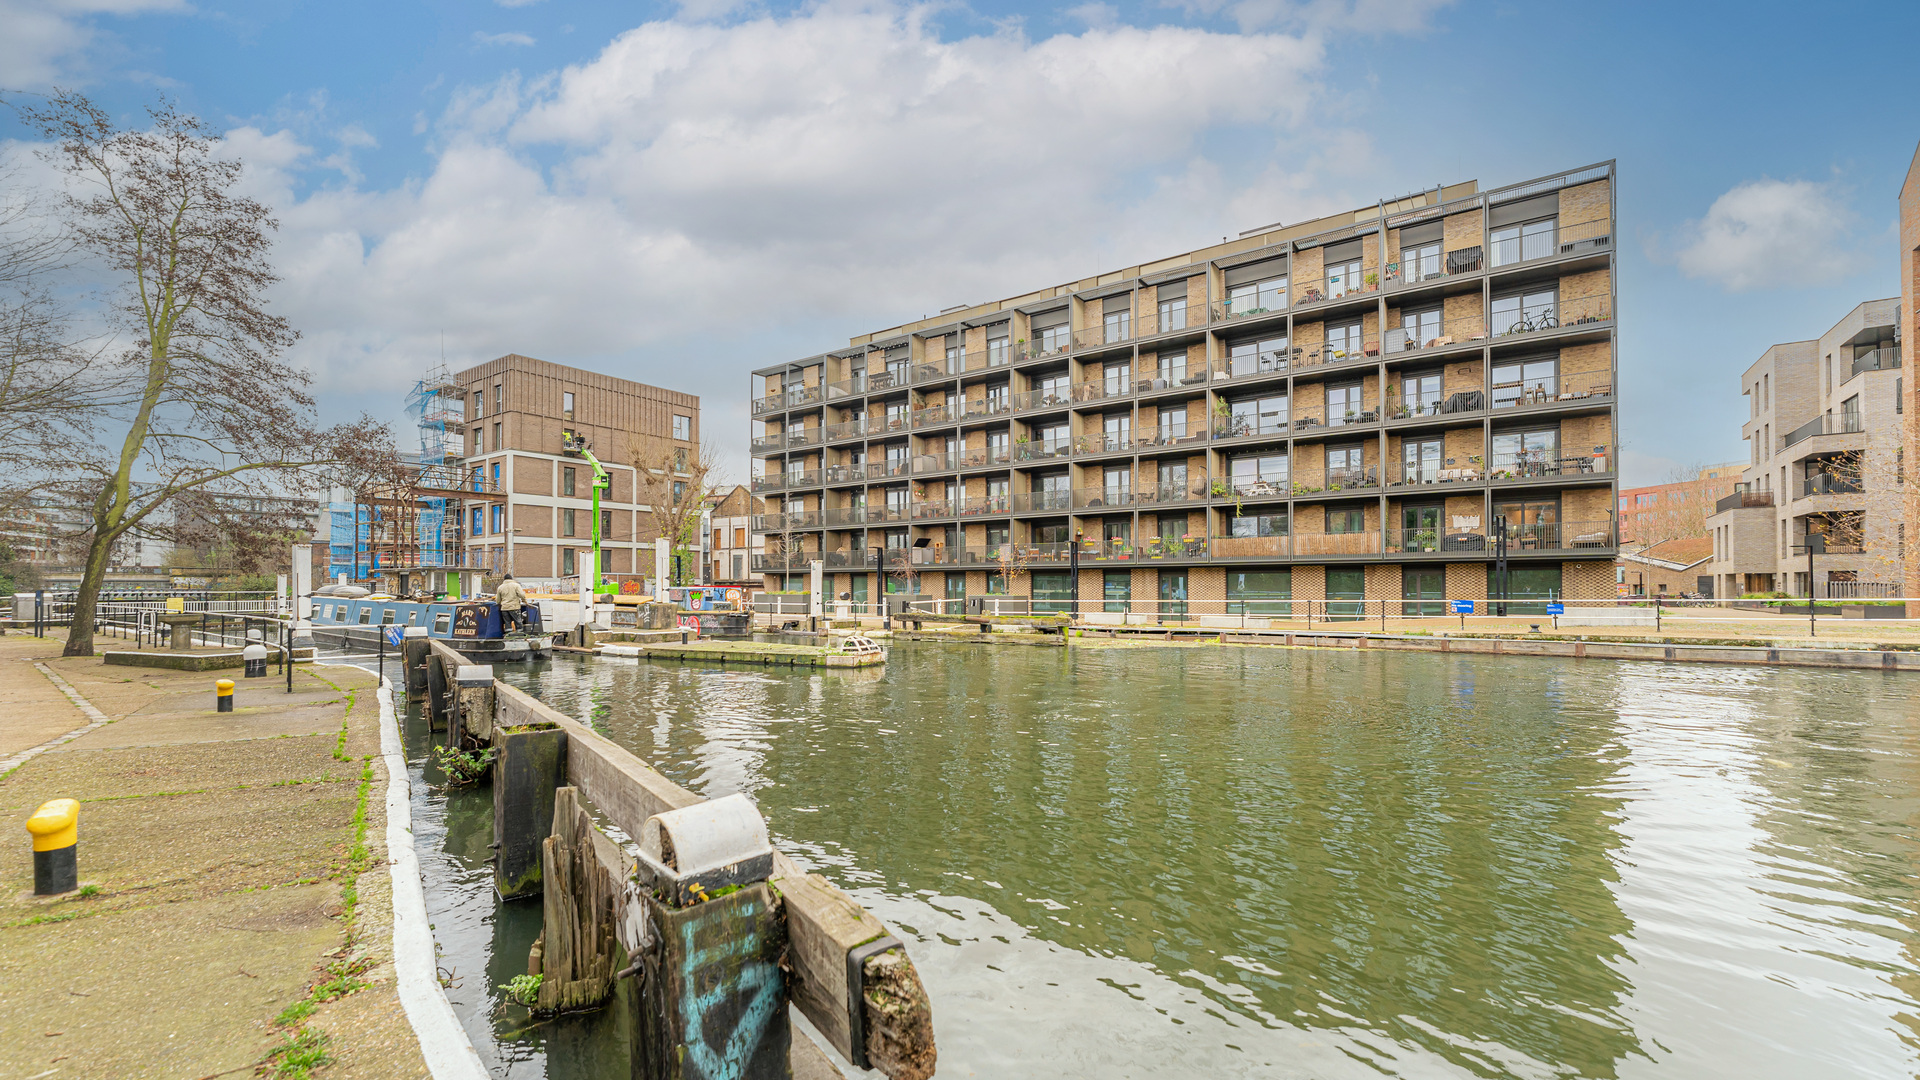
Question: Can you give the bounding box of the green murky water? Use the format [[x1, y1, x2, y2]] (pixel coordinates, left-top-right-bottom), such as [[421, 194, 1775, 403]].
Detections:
[[421, 643, 1920, 1078]]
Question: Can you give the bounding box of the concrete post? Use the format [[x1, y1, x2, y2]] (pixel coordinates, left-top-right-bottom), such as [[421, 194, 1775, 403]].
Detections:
[[451, 664, 495, 747], [493, 721, 565, 900], [402, 626, 430, 695], [655, 537, 670, 594], [291, 543, 313, 622], [810, 560, 824, 620]]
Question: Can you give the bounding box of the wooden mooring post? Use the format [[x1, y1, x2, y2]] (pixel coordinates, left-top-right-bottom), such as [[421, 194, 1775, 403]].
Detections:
[[415, 639, 937, 1078]]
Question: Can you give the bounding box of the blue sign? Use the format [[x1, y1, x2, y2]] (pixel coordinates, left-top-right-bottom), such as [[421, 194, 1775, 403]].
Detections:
[[1449, 599, 1475, 614], [1546, 602, 1565, 615], [383, 625, 405, 647]]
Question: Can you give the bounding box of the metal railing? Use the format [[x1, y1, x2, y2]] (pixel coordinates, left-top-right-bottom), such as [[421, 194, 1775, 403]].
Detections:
[[1071, 379, 1128, 404], [1221, 476, 1291, 499], [911, 401, 959, 428], [1144, 300, 1207, 335], [957, 446, 1013, 469], [1797, 474, 1863, 499], [1294, 266, 1380, 306], [1384, 245, 1487, 287], [1012, 438, 1073, 462], [957, 396, 1013, 422], [1135, 426, 1206, 450], [750, 474, 786, 493], [1074, 432, 1134, 455], [1072, 487, 1136, 509], [1493, 294, 1613, 339], [1849, 347, 1901, 379], [1384, 527, 1489, 554], [1485, 454, 1607, 480], [823, 506, 869, 527], [1010, 490, 1073, 513], [1779, 413, 1864, 453], [1210, 285, 1288, 323], [1074, 317, 1135, 350], [1491, 373, 1614, 410], [1212, 414, 1292, 440], [1139, 480, 1211, 505], [1715, 490, 1773, 513], [1011, 388, 1073, 412], [824, 419, 866, 442], [750, 433, 787, 453]]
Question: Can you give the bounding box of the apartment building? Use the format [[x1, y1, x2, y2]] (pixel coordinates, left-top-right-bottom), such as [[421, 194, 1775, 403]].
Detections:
[[749, 163, 1620, 614], [1616, 463, 1742, 545], [701, 485, 764, 588], [1703, 299, 1904, 599], [1900, 144, 1920, 611], [455, 354, 699, 581]]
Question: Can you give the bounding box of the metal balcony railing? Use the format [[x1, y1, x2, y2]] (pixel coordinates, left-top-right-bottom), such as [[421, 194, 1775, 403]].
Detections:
[[1144, 299, 1207, 335], [1222, 475, 1291, 500], [912, 402, 959, 428], [823, 418, 866, 442], [1213, 414, 1292, 440], [1485, 454, 1607, 480], [1137, 480, 1210, 505], [1492, 294, 1613, 339], [750, 433, 787, 453], [1073, 316, 1135, 350], [1295, 266, 1380, 307], [1491, 373, 1614, 410], [1012, 388, 1073, 412], [749, 474, 786, 493], [957, 445, 1013, 469], [1210, 284, 1289, 323], [1013, 438, 1073, 462], [1715, 490, 1773, 513], [1136, 426, 1205, 450], [957, 396, 1013, 422], [1797, 474, 1863, 499], [823, 506, 869, 527], [1073, 487, 1136, 509], [1010, 490, 1073, 513], [957, 494, 1010, 516], [1495, 519, 1615, 551], [1849, 346, 1901, 379], [1074, 432, 1134, 455], [1780, 413, 1864, 452]]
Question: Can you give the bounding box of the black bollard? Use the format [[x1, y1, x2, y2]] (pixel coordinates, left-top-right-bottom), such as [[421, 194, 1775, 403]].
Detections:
[[215, 678, 235, 712], [28, 799, 80, 896]]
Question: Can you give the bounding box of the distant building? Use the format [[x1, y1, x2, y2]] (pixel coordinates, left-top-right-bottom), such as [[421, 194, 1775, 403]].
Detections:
[[1703, 299, 1903, 599], [1615, 463, 1742, 545], [1899, 144, 1920, 612], [451, 354, 699, 582], [700, 485, 764, 588], [1616, 536, 1713, 597]]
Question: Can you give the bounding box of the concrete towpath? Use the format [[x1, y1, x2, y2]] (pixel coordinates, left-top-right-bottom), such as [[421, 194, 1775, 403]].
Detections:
[[0, 635, 433, 1079]]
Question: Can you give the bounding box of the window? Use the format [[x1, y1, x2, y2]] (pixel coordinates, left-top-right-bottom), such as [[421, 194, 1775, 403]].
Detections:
[[1158, 408, 1187, 442], [945, 343, 962, 372], [359, 606, 374, 624], [1228, 570, 1292, 615], [1397, 307, 1441, 350], [562, 548, 576, 576], [1158, 569, 1188, 621], [471, 427, 482, 455], [985, 523, 1011, 548], [491, 461, 501, 485], [945, 573, 966, 601], [672, 414, 692, 441], [474, 390, 484, 417], [1492, 289, 1558, 336], [562, 508, 577, 537], [1402, 567, 1445, 616], [1325, 321, 1364, 361], [1492, 218, 1556, 266], [1039, 324, 1069, 354], [563, 391, 575, 419], [987, 334, 1010, 366], [433, 612, 451, 634], [1157, 295, 1187, 332], [1324, 259, 1363, 299], [1226, 394, 1289, 437], [1492, 357, 1558, 408], [1227, 276, 1287, 316], [1103, 570, 1131, 613], [1326, 443, 1366, 486], [1103, 309, 1132, 345], [1401, 438, 1442, 484], [1326, 383, 1365, 424], [601, 510, 613, 538], [1326, 566, 1365, 618], [562, 467, 576, 497], [1230, 512, 1289, 538], [490, 505, 504, 533], [1488, 564, 1561, 613], [1491, 429, 1560, 476], [986, 571, 1008, 594], [735, 527, 746, 547], [675, 447, 689, 472], [1103, 361, 1130, 395], [494, 382, 504, 413], [1400, 240, 1441, 282], [1327, 507, 1365, 533], [1229, 453, 1288, 491], [1842, 394, 1862, 432], [1032, 570, 1073, 613], [491, 422, 501, 451], [1038, 372, 1070, 399], [1102, 412, 1131, 450], [472, 507, 485, 536], [986, 383, 1009, 412], [1228, 335, 1290, 377], [1401, 372, 1442, 416]]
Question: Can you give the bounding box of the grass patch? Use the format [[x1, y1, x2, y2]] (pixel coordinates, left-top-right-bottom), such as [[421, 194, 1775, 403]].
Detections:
[[265, 1026, 331, 1078], [313, 956, 374, 1002], [87, 788, 210, 802], [273, 998, 316, 1028], [333, 755, 376, 935], [8, 909, 96, 928]]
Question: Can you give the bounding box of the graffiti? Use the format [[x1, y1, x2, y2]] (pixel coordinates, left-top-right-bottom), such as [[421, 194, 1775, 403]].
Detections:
[[639, 884, 788, 1080]]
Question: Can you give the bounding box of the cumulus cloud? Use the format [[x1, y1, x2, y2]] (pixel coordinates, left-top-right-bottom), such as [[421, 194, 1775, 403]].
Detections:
[[1172, 0, 1454, 34], [0, 0, 189, 87], [473, 30, 536, 47], [1671, 178, 1856, 292]]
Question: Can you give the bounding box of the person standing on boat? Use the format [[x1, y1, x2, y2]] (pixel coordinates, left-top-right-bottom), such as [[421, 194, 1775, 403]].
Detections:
[[497, 574, 527, 632]]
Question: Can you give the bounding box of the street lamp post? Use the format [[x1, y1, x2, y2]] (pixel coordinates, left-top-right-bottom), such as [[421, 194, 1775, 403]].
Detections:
[[1493, 516, 1510, 618]]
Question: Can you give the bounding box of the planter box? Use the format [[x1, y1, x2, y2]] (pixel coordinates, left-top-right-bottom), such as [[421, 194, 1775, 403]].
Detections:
[[1842, 604, 1910, 620]]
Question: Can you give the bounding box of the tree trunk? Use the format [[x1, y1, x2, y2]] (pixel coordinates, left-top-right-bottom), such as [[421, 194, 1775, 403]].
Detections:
[[62, 531, 112, 656]]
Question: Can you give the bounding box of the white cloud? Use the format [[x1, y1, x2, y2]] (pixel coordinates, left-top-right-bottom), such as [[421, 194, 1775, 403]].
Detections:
[[1671, 178, 1856, 293], [472, 30, 536, 47], [0, 0, 189, 87], [1170, 0, 1454, 34]]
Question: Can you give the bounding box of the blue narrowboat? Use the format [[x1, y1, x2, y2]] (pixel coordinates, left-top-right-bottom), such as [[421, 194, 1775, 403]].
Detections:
[[308, 586, 552, 660]]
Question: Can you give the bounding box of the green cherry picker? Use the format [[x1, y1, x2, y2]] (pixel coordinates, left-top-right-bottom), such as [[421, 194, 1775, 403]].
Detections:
[[562, 429, 619, 597]]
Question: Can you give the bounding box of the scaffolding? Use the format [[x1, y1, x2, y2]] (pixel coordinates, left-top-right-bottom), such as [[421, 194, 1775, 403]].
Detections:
[[401, 364, 467, 569]]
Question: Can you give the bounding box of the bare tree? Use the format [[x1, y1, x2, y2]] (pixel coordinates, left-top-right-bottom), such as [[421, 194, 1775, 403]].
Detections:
[[1815, 435, 1914, 588], [14, 91, 390, 655], [629, 438, 724, 587]]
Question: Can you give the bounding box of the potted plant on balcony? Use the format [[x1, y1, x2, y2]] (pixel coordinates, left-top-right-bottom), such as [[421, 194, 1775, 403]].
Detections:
[[1364, 271, 1378, 289], [1411, 528, 1437, 552], [1210, 479, 1230, 499]]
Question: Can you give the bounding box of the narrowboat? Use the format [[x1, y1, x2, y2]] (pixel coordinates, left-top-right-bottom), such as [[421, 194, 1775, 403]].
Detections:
[[309, 585, 552, 661]]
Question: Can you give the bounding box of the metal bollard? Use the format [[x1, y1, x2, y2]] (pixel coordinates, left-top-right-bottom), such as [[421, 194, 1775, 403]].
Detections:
[[243, 642, 269, 678], [215, 678, 235, 712], [27, 799, 80, 895]]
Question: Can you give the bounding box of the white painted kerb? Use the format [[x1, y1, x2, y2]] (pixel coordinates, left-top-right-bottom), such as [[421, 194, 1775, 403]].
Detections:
[[376, 676, 491, 1080]]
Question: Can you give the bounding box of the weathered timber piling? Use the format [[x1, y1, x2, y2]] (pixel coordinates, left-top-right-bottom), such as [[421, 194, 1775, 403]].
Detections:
[[534, 787, 624, 1013], [494, 721, 565, 899], [414, 639, 937, 1078], [402, 626, 430, 695]]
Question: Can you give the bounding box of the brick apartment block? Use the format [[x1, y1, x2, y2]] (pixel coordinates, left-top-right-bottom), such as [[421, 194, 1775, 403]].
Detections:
[[749, 162, 1620, 614]]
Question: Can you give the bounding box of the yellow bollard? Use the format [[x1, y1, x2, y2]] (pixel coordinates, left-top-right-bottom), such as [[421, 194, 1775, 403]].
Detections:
[[216, 678, 235, 713], [27, 798, 79, 895]]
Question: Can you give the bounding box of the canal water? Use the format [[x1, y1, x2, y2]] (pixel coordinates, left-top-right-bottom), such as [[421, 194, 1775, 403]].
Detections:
[[407, 643, 1920, 1079]]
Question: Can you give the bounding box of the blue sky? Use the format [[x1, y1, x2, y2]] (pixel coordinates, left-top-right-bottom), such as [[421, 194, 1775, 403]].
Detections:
[[4, 0, 1917, 485]]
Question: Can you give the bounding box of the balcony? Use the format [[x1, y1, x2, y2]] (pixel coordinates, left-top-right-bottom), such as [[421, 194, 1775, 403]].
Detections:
[[1384, 245, 1483, 288], [753, 510, 821, 531], [865, 370, 908, 394], [913, 357, 960, 384], [1210, 285, 1288, 324], [1797, 474, 1863, 499], [1291, 341, 1375, 372], [1135, 426, 1206, 451], [749, 474, 786, 494], [867, 503, 909, 524], [1490, 216, 1612, 269], [1137, 479, 1210, 506], [1779, 413, 1864, 453], [1492, 373, 1613, 410], [1294, 466, 1378, 496], [785, 427, 819, 449], [1212, 414, 1292, 441], [1079, 535, 1209, 562], [1013, 438, 1073, 463], [1071, 380, 1129, 405], [821, 463, 870, 485], [957, 445, 1013, 469], [872, 458, 913, 480], [1073, 316, 1135, 350], [823, 506, 869, 527], [1012, 387, 1073, 413], [911, 498, 954, 521], [1141, 300, 1207, 337], [1485, 454, 1608, 481], [1292, 531, 1384, 557], [1386, 526, 1487, 554], [1849, 346, 1901, 379], [1015, 339, 1072, 364], [1294, 266, 1380, 307], [911, 401, 959, 428], [782, 468, 822, 488], [1291, 407, 1380, 434], [1073, 486, 1136, 510], [824, 376, 863, 401], [1492, 294, 1613, 340], [1221, 476, 1291, 501], [824, 418, 867, 442], [957, 494, 1010, 516], [1715, 490, 1773, 513], [958, 396, 1013, 422], [1386, 460, 1483, 486], [1494, 519, 1615, 552], [912, 452, 958, 475], [1011, 490, 1073, 513], [1074, 432, 1134, 456], [1385, 391, 1487, 422], [870, 413, 911, 436], [1209, 535, 1289, 559], [752, 384, 823, 415], [750, 432, 787, 454]]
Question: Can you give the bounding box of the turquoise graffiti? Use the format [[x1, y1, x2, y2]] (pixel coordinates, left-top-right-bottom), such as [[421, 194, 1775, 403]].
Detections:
[[677, 899, 783, 1080]]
